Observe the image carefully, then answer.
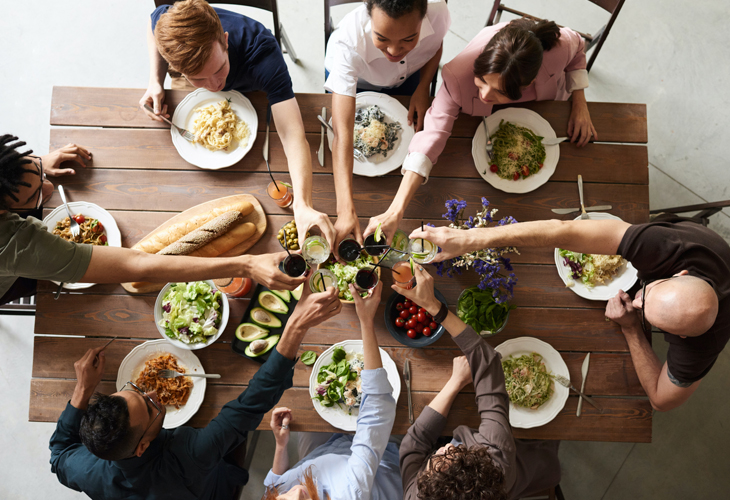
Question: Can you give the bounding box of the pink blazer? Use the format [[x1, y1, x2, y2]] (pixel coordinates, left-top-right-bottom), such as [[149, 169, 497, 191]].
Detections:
[[405, 23, 586, 177]]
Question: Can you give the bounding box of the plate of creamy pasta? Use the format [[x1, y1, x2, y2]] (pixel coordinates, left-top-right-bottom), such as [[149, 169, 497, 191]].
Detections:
[[43, 201, 121, 290], [472, 108, 560, 193], [171, 89, 258, 170], [116, 339, 206, 429]]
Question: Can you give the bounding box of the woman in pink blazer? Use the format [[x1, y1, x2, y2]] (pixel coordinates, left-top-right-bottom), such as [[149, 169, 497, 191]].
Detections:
[[364, 19, 596, 243]]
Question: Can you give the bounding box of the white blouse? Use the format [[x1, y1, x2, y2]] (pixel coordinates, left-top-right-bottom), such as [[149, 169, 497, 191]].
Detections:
[[325, 0, 451, 96]]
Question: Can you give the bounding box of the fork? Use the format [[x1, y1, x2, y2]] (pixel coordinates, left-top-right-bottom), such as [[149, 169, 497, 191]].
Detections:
[[143, 104, 195, 142], [554, 374, 602, 412], [578, 175, 588, 220], [55, 185, 79, 300], [158, 369, 221, 379], [482, 117, 494, 159], [316, 115, 365, 163]]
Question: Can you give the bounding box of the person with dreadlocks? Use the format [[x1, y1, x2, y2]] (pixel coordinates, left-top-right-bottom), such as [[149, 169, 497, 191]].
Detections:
[[0, 135, 311, 305]]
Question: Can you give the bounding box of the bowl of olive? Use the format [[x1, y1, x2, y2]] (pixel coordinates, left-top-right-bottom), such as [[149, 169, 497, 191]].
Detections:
[[277, 220, 310, 251]]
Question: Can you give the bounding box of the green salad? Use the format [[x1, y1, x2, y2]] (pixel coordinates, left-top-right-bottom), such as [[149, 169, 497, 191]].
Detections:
[[457, 286, 515, 335], [323, 253, 375, 301], [313, 346, 364, 414], [158, 281, 223, 344], [502, 353, 554, 409]]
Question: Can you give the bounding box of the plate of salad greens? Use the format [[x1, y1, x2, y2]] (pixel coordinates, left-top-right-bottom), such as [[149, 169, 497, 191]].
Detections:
[[495, 337, 569, 428], [554, 212, 638, 301], [154, 280, 229, 350], [309, 340, 401, 431], [321, 253, 379, 303]]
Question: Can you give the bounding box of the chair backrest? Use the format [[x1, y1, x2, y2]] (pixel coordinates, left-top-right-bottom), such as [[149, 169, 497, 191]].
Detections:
[[588, 0, 623, 13], [153, 0, 282, 48], [325, 0, 365, 47]]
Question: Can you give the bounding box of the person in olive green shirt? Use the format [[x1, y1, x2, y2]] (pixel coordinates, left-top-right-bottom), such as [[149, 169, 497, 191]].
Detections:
[[0, 134, 305, 304]]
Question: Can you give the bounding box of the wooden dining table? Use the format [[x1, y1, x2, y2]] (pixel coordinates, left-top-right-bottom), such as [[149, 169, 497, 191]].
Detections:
[[30, 86, 652, 443]]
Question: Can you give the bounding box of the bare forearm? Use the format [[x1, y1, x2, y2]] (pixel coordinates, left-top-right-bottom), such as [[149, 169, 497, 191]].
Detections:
[[332, 94, 356, 213], [383, 170, 423, 221], [146, 22, 168, 86], [421, 299, 466, 339], [622, 326, 663, 401], [273, 99, 314, 209], [361, 320, 382, 370], [271, 444, 289, 475], [427, 378, 462, 417], [70, 385, 94, 411]]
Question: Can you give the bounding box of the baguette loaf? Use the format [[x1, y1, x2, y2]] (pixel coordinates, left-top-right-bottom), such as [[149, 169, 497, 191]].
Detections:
[[157, 210, 242, 255], [133, 201, 253, 254], [188, 222, 256, 257]]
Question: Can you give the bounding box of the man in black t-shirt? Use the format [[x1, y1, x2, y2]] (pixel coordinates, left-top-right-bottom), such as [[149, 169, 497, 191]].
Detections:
[[407, 216, 729, 411]]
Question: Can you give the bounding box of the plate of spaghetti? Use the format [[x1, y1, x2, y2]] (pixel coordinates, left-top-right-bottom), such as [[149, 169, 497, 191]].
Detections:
[[171, 88, 258, 170], [472, 108, 560, 193], [116, 339, 206, 429], [43, 201, 121, 290]]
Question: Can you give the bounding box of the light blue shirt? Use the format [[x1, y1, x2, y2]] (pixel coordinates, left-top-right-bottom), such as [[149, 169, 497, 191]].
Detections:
[[264, 368, 402, 500]]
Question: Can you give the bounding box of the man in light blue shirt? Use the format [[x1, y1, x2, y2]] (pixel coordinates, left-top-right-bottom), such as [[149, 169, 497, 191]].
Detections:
[[263, 282, 402, 500]]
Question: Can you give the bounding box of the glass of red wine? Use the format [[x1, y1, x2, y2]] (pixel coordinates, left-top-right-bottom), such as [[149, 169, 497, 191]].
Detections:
[[363, 232, 389, 256], [278, 254, 309, 277], [338, 238, 362, 262], [354, 266, 380, 293]]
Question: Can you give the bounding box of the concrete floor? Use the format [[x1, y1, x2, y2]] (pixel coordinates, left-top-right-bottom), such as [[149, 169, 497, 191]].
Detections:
[[0, 0, 728, 499]]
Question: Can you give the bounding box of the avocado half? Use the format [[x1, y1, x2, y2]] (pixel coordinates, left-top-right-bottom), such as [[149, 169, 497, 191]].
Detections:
[[235, 323, 269, 342], [291, 283, 304, 301], [258, 291, 289, 314], [271, 289, 291, 303], [245, 335, 280, 357], [249, 307, 282, 329]]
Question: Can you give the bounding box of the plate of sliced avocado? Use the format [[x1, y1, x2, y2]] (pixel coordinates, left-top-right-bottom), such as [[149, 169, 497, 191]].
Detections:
[[231, 283, 304, 363]]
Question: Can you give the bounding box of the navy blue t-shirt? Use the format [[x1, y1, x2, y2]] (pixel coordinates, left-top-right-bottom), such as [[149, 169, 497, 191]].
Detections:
[[151, 6, 294, 105]]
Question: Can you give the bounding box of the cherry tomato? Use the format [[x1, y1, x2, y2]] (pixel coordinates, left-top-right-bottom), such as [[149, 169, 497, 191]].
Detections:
[[99, 234, 108, 244], [521, 165, 530, 177], [513, 172, 520, 181], [490, 164, 498, 173], [429, 321, 438, 330], [508, 152, 518, 161], [422, 327, 432, 337], [399, 309, 410, 319], [408, 306, 418, 315], [538, 163, 544, 169], [403, 299, 412, 307], [395, 303, 404, 311], [418, 307, 426, 314], [93, 221, 105, 233], [417, 312, 427, 324], [406, 329, 417, 339], [73, 214, 85, 224], [406, 318, 416, 329], [395, 317, 405, 328]]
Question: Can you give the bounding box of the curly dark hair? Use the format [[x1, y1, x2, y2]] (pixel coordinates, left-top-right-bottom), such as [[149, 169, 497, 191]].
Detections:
[[474, 18, 561, 101], [79, 393, 137, 461], [0, 134, 38, 211], [366, 0, 428, 20], [416, 444, 509, 500]]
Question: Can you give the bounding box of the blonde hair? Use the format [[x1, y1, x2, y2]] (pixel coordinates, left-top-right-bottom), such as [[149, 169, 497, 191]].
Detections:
[[154, 0, 227, 76], [262, 467, 330, 500]]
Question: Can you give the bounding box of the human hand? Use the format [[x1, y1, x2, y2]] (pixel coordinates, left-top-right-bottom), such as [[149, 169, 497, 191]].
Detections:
[[391, 264, 441, 316], [287, 283, 342, 332], [350, 281, 382, 326], [334, 208, 362, 259], [449, 356, 472, 390], [270, 407, 292, 447], [294, 205, 336, 253], [41, 144, 92, 176], [73, 346, 106, 398], [408, 86, 430, 132], [139, 83, 169, 122], [567, 99, 597, 148], [408, 226, 474, 263], [363, 210, 402, 247], [605, 289, 642, 333], [243, 252, 308, 290]]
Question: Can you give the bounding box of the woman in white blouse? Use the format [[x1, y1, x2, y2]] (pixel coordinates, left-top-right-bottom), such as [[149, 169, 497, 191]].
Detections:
[[325, 0, 450, 256]]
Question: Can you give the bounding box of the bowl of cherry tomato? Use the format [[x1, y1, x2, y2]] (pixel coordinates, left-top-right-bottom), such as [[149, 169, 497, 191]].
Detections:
[[384, 290, 447, 347]]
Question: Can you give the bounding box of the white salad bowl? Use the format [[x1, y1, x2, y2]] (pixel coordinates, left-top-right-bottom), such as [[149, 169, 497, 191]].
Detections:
[[154, 280, 229, 350]]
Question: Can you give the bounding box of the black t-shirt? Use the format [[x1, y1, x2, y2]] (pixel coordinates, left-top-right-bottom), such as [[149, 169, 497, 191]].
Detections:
[[618, 218, 730, 383], [151, 6, 295, 105]]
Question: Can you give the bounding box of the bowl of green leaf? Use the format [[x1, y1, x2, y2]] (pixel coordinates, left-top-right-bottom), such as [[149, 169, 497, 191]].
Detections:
[[457, 286, 515, 337]]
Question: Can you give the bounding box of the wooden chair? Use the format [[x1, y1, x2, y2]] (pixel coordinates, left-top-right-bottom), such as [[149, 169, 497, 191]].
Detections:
[[0, 295, 36, 315], [485, 0, 626, 72], [154, 0, 298, 63], [650, 200, 730, 228], [324, 0, 441, 96]]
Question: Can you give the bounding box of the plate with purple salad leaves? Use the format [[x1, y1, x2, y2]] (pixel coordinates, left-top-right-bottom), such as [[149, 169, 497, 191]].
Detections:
[[553, 212, 638, 301], [154, 280, 230, 350]]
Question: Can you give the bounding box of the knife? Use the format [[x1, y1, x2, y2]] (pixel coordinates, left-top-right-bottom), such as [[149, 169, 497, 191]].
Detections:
[[551, 205, 612, 215], [263, 104, 271, 170], [317, 107, 326, 167], [578, 175, 588, 220], [577, 352, 590, 417], [404, 359, 414, 424], [542, 136, 568, 146]]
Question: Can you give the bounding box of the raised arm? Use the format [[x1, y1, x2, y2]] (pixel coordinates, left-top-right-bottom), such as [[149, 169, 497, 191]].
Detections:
[[271, 97, 336, 250], [139, 20, 170, 121], [411, 219, 632, 263]]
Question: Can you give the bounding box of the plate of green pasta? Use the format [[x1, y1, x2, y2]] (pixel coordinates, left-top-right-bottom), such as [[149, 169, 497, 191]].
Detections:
[[472, 108, 560, 193], [495, 337, 569, 428]]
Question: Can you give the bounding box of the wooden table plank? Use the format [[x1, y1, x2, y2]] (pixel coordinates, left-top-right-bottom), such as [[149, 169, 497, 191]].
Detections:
[[29, 379, 651, 442], [50, 127, 648, 185]]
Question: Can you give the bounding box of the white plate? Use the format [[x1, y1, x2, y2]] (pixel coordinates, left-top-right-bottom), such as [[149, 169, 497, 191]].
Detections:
[[495, 337, 569, 429], [309, 339, 401, 431], [326, 92, 415, 177], [472, 108, 559, 193], [171, 89, 258, 170], [43, 201, 122, 290], [154, 280, 229, 350], [116, 339, 206, 429], [554, 212, 639, 301]]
